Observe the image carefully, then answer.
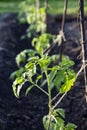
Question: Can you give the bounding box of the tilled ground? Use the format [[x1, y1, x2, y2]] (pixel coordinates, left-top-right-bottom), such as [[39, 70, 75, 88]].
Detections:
[[0, 13, 87, 130]]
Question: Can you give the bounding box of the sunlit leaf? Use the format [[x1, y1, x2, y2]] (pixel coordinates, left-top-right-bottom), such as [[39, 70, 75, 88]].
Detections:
[[59, 77, 76, 93], [16, 49, 37, 67], [43, 115, 49, 130], [65, 123, 77, 130], [53, 108, 65, 119], [10, 67, 26, 80], [36, 75, 43, 84], [12, 77, 25, 98], [61, 56, 74, 69], [54, 70, 65, 90], [38, 56, 50, 71]]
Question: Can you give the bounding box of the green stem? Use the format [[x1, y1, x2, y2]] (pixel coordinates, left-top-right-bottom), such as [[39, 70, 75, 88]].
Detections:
[[30, 80, 49, 96], [45, 71, 52, 130]]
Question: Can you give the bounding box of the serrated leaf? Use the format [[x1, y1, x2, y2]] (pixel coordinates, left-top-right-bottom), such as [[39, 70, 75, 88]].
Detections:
[[32, 33, 51, 55], [54, 70, 65, 90], [12, 77, 24, 98], [38, 56, 50, 71], [16, 49, 37, 67], [10, 67, 26, 80], [59, 77, 76, 93], [14, 77, 24, 85], [65, 123, 77, 130], [16, 52, 26, 67], [53, 108, 65, 119], [50, 55, 59, 63], [25, 62, 36, 76], [61, 56, 74, 69], [56, 117, 64, 127], [43, 115, 49, 130], [27, 56, 39, 62], [17, 82, 25, 97], [25, 49, 37, 57]]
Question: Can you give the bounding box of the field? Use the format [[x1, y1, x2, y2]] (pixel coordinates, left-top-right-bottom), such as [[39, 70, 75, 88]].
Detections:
[[0, 0, 87, 14]]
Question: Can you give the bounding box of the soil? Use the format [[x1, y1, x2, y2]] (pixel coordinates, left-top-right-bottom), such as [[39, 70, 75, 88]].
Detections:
[[0, 13, 87, 130]]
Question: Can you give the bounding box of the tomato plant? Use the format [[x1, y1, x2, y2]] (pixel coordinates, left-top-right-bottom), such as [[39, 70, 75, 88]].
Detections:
[[12, 34, 77, 130], [11, 0, 78, 130]]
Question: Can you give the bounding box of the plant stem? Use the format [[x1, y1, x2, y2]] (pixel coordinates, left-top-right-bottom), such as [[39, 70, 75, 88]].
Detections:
[[45, 71, 52, 130], [30, 80, 49, 96], [61, 0, 68, 34], [45, 0, 48, 10], [51, 92, 60, 103], [52, 92, 67, 110], [79, 0, 87, 102], [36, 0, 40, 10], [44, 0, 48, 32], [59, 0, 68, 62]]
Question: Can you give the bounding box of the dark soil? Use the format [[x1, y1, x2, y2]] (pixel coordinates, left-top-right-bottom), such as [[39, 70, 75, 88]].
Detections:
[[0, 13, 87, 130]]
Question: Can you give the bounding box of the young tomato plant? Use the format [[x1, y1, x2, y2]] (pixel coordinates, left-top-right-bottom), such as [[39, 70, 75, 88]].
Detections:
[[12, 54, 77, 130], [12, 33, 77, 130], [11, 1, 77, 129], [19, 0, 46, 37]]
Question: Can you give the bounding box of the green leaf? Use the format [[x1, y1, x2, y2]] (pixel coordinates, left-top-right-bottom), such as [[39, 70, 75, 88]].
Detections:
[[36, 75, 43, 84], [43, 115, 58, 130], [25, 85, 34, 96], [23, 68, 36, 80], [43, 113, 65, 130], [10, 67, 26, 80], [32, 38, 38, 46], [25, 62, 37, 77], [16, 49, 37, 67], [12, 77, 25, 98], [59, 76, 76, 93], [26, 49, 37, 57], [54, 70, 65, 90], [16, 82, 25, 97], [27, 56, 39, 62], [61, 56, 74, 69], [32, 33, 51, 55], [55, 117, 64, 128], [49, 66, 59, 83], [43, 115, 49, 130], [25, 60, 37, 76], [50, 55, 59, 63], [49, 66, 59, 89], [53, 108, 65, 119], [16, 51, 26, 67], [65, 123, 77, 130], [38, 56, 50, 71], [36, 42, 43, 56]]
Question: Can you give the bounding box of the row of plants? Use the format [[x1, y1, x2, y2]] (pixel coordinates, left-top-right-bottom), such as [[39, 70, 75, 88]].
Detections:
[[11, 0, 86, 129]]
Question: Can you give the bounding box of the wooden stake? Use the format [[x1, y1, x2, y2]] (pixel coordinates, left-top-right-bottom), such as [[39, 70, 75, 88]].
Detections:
[[79, 0, 87, 102]]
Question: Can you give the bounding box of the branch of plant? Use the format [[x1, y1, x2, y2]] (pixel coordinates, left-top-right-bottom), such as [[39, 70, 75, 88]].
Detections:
[[45, 70, 53, 130], [50, 63, 87, 111], [29, 80, 49, 96], [51, 92, 60, 103], [52, 92, 67, 110], [44, 42, 57, 54]]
